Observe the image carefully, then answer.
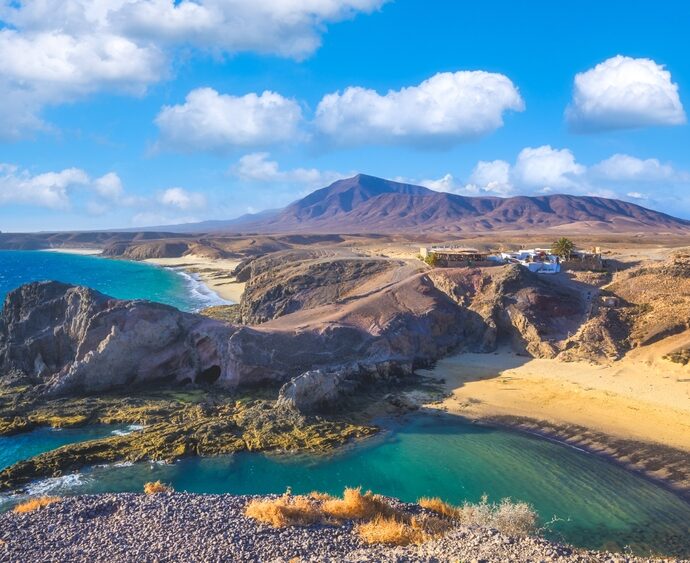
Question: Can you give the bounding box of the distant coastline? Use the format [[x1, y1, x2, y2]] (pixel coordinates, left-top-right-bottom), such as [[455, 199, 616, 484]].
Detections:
[[37, 247, 242, 306]]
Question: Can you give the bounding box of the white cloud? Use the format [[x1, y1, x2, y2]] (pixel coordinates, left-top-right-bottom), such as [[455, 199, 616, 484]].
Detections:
[[417, 173, 457, 193], [155, 88, 304, 152], [417, 147, 690, 216], [0, 0, 385, 138], [0, 164, 90, 208], [513, 145, 586, 190], [315, 71, 524, 146], [158, 187, 206, 210], [94, 172, 125, 200], [566, 55, 686, 132], [590, 154, 679, 182], [467, 160, 513, 195], [233, 152, 344, 187], [113, 0, 387, 59], [0, 29, 166, 138]]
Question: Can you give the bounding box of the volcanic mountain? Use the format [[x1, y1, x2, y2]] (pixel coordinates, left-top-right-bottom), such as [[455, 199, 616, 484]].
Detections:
[[166, 174, 690, 234]]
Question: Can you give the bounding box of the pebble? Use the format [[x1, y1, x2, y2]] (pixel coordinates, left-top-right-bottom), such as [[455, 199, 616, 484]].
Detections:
[[0, 493, 683, 563]]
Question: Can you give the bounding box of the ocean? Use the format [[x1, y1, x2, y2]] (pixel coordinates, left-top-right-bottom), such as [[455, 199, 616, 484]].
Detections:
[[0, 250, 229, 312]]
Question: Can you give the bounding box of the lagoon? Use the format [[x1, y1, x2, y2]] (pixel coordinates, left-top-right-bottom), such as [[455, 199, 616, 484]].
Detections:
[[2, 415, 689, 557]]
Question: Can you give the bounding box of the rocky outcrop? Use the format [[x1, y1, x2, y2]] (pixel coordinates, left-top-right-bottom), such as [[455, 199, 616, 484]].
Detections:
[[0, 282, 236, 395], [429, 265, 586, 358], [604, 249, 690, 350], [0, 262, 593, 408], [0, 278, 467, 399]]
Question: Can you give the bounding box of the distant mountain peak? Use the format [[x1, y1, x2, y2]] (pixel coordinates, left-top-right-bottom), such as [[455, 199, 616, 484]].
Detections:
[[131, 174, 690, 234]]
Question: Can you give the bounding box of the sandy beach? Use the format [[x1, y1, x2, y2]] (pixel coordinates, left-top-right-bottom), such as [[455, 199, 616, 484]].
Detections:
[[421, 348, 690, 452], [144, 256, 245, 303], [39, 247, 103, 255]]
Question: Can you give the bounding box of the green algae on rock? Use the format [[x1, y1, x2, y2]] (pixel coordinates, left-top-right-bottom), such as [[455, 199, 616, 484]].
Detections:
[[0, 384, 377, 491]]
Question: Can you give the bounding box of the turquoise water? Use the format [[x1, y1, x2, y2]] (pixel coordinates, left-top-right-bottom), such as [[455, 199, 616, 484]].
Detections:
[[3, 415, 689, 557], [0, 425, 132, 471], [0, 250, 228, 311]]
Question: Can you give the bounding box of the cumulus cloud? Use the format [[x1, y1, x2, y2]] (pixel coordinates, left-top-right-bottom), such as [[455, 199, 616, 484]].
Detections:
[[416, 173, 458, 193], [0, 164, 90, 208], [416, 146, 690, 219], [0, 0, 385, 138], [467, 160, 513, 195], [0, 163, 208, 222], [566, 55, 686, 132], [590, 154, 681, 182], [0, 28, 166, 138], [233, 152, 345, 187], [512, 146, 586, 190], [315, 71, 524, 146], [155, 89, 304, 152], [158, 187, 207, 210], [94, 172, 126, 200]]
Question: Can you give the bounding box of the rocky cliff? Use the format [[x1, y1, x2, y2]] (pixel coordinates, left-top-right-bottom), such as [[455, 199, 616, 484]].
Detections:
[[0, 260, 594, 410]]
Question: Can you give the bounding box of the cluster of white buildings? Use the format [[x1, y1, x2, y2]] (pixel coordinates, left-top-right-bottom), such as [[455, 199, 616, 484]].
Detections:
[[498, 248, 562, 274]]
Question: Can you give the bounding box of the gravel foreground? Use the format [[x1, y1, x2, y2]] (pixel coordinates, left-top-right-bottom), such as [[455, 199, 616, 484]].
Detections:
[[0, 493, 683, 562]]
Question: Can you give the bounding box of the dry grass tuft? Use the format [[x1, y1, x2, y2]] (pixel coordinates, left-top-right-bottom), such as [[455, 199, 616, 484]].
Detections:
[[244, 493, 322, 528], [307, 491, 334, 501], [418, 497, 459, 519], [356, 515, 421, 545], [322, 487, 396, 521], [356, 514, 450, 546], [13, 496, 61, 514], [143, 481, 173, 495], [245, 488, 538, 545]]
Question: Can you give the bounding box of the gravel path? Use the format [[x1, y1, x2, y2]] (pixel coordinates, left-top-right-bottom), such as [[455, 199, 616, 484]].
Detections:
[[0, 493, 681, 562]]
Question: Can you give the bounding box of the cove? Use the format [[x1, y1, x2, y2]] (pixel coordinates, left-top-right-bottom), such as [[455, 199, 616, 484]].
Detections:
[[6, 414, 690, 558], [0, 250, 223, 312], [0, 425, 131, 472]]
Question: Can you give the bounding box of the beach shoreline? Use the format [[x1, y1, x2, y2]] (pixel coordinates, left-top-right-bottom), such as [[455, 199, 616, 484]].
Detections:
[[420, 348, 690, 498], [143, 256, 245, 304], [38, 247, 103, 256]]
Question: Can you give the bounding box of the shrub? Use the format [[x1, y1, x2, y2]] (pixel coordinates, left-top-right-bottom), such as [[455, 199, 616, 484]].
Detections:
[[489, 498, 538, 537], [245, 493, 322, 527], [143, 481, 173, 495], [13, 496, 61, 514], [423, 254, 438, 267], [420, 494, 538, 537]]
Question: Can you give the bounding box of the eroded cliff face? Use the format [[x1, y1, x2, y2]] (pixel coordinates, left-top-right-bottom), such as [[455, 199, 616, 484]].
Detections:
[[0, 277, 471, 400]]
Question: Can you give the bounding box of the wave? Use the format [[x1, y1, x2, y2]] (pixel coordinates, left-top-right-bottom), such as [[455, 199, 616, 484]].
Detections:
[[171, 268, 233, 310], [111, 424, 145, 436], [25, 473, 89, 496]]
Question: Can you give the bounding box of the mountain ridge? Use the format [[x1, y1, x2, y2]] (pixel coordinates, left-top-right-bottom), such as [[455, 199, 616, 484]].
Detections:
[[142, 174, 690, 234]]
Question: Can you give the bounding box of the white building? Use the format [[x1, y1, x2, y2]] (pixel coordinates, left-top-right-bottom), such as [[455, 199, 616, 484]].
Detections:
[[498, 248, 561, 274]]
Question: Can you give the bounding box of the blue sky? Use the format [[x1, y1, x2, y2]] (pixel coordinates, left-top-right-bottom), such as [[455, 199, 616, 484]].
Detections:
[[1, 0, 690, 231]]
